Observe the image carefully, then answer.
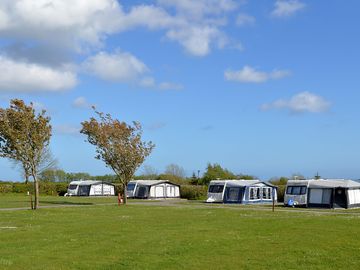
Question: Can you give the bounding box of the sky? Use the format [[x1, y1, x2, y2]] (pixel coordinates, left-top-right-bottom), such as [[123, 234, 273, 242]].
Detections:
[[0, 0, 359, 181]]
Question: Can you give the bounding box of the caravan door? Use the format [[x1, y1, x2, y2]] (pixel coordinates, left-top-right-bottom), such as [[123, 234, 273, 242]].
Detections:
[[155, 185, 165, 198], [334, 188, 347, 208]]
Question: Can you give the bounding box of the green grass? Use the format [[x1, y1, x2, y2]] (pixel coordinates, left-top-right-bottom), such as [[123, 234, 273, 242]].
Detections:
[[1, 200, 360, 270], [0, 194, 118, 209]]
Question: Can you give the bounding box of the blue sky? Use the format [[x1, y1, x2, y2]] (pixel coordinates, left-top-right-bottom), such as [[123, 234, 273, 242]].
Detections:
[[0, 0, 359, 181]]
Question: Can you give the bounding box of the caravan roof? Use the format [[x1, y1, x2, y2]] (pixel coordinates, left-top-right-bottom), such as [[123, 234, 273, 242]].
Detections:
[[129, 180, 180, 187], [209, 180, 276, 188], [288, 179, 360, 189], [69, 180, 114, 186]]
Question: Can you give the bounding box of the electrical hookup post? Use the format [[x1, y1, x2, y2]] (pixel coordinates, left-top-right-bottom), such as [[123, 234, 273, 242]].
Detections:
[[118, 193, 123, 206], [272, 187, 275, 212]]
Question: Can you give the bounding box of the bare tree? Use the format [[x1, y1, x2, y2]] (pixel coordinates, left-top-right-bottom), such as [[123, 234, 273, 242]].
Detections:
[[0, 99, 52, 209], [80, 108, 155, 204], [142, 165, 158, 179], [12, 146, 57, 184], [165, 163, 186, 178]]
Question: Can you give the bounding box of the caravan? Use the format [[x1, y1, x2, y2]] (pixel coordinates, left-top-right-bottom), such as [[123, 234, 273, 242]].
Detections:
[[126, 180, 180, 199], [206, 180, 277, 204], [66, 180, 115, 196], [284, 179, 360, 208]]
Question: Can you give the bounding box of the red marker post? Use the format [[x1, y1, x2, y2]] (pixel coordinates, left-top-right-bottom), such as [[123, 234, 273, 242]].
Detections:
[[118, 193, 123, 206]]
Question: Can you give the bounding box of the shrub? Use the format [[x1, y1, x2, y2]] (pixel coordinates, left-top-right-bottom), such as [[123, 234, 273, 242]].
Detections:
[[276, 185, 286, 202], [180, 185, 207, 200], [0, 183, 13, 193], [12, 183, 33, 193], [0, 182, 70, 196]]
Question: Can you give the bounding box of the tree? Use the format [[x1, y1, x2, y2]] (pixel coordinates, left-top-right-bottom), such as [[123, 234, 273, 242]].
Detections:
[[17, 147, 57, 183], [140, 164, 158, 180], [201, 163, 236, 185], [269, 176, 289, 186], [65, 172, 92, 182], [0, 99, 52, 209], [164, 163, 186, 179], [39, 169, 67, 182], [80, 109, 154, 204]]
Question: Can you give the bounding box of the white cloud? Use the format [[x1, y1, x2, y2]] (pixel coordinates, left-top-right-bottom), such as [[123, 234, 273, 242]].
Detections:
[[0, 0, 123, 50], [82, 51, 149, 83], [0, 0, 240, 58], [236, 13, 256, 26], [261, 91, 331, 113], [158, 82, 183, 91], [139, 77, 156, 88], [224, 66, 290, 83], [271, 0, 306, 18], [166, 25, 227, 56], [0, 55, 77, 92], [72, 97, 93, 109], [157, 0, 238, 18]]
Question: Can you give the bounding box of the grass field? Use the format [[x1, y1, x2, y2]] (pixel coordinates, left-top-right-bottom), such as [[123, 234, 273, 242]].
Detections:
[[1, 196, 360, 269]]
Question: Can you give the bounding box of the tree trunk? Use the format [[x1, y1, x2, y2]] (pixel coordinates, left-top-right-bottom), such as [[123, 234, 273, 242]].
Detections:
[[33, 177, 39, 209], [122, 182, 127, 205]]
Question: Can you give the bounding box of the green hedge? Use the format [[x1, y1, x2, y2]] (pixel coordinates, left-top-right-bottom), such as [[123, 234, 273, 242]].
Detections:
[[180, 185, 207, 200], [0, 182, 68, 196]]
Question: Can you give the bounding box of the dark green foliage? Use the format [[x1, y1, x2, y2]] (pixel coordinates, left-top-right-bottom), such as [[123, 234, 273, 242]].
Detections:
[[157, 174, 188, 185], [38, 169, 119, 183], [270, 176, 289, 186], [201, 163, 236, 185], [269, 177, 289, 203], [276, 185, 286, 202], [180, 185, 207, 200]]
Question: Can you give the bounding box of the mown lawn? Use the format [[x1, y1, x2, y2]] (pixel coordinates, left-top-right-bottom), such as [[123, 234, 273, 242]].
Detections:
[[1, 202, 360, 270], [0, 194, 118, 209]]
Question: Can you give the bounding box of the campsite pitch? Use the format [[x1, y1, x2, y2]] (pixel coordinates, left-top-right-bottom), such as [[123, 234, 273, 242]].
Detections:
[[0, 198, 360, 269]]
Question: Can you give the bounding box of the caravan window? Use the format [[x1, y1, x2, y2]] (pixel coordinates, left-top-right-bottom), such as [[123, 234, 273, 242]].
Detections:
[[127, 183, 136, 191], [68, 185, 78, 190], [250, 187, 260, 200], [262, 188, 272, 199], [209, 185, 224, 193], [286, 186, 307, 195]]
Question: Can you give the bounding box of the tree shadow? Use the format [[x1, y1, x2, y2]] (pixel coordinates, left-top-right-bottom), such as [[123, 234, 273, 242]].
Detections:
[[41, 201, 93, 205]]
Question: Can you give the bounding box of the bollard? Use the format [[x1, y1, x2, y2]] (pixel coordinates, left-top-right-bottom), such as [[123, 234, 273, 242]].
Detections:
[[118, 193, 122, 206]]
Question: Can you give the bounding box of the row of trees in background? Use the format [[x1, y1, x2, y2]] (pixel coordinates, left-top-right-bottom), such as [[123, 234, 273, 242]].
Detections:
[[0, 99, 315, 206], [36, 163, 256, 185]]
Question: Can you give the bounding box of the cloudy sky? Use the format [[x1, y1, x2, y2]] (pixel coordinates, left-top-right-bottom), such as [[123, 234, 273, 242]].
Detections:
[[0, 0, 359, 180]]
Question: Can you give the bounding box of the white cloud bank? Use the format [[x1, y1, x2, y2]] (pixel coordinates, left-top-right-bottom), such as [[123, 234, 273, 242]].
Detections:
[[0, 0, 247, 92], [0, 55, 77, 92], [72, 97, 93, 109], [0, 0, 240, 57], [224, 66, 290, 83], [82, 51, 149, 83], [261, 91, 331, 113], [271, 0, 306, 18]]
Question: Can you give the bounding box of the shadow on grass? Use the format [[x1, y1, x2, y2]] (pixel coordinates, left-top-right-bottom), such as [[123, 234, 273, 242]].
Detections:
[[41, 201, 93, 205]]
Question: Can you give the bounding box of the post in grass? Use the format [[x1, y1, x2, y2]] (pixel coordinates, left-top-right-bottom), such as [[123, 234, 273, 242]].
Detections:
[[272, 187, 275, 212], [118, 193, 123, 206]]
